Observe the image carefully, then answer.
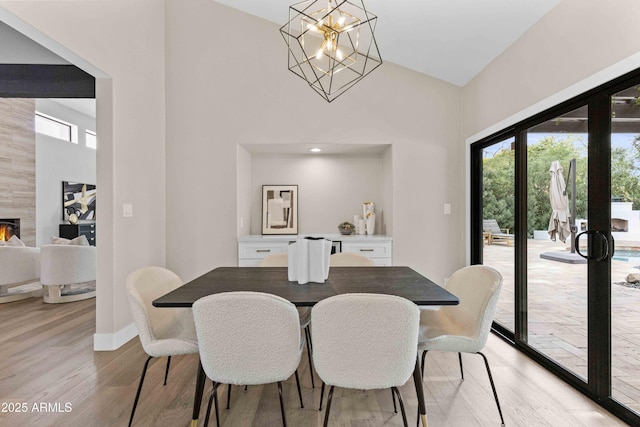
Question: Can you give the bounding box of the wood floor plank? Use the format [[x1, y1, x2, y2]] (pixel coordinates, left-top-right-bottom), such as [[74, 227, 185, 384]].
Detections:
[[0, 298, 632, 426]]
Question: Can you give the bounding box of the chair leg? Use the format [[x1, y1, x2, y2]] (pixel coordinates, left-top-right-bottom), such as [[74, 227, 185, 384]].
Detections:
[[305, 325, 315, 388], [477, 352, 505, 427], [392, 387, 409, 427], [420, 350, 428, 378], [322, 385, 335, 427], [458, 352, 464, 381], [392, 388, 397, 413], [294, 370, 304, 408], [226, 384, 231, 410], [214, 385, 220, 427], [163, 356, 171, 386], [277, 381, 288, 427], [319, 381, 325, 410], [128, 355, 152, 427], [204, 381, 221, 427]]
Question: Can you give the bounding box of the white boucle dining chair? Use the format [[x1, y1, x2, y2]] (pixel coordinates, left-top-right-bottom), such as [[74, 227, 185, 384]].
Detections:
[[125, 266, 199, 427], [192, 291, 304, 427], [311, 293, 420, 427], [329, 252, 375, 266], [417, 265, 505, 427], [259, 253, 315, 388]]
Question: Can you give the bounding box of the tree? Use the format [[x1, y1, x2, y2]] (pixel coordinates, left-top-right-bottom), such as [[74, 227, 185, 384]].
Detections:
[[483, 136, 588, 237]]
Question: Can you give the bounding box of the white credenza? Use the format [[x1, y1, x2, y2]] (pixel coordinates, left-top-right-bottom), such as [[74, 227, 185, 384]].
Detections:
[[238, 234, 393, 267]]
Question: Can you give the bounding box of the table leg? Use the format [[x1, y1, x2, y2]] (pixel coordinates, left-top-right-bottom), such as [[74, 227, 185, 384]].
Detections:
[[412, 358, 428, 427], [191, 358, 207, 427]]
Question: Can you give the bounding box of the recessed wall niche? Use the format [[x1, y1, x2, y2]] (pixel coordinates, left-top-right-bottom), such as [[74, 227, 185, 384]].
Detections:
[[237, 144, 393, 237]]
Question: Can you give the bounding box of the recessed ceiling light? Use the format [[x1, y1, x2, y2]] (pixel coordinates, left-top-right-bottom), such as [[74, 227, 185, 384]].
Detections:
[[309, 148, 323, 153]]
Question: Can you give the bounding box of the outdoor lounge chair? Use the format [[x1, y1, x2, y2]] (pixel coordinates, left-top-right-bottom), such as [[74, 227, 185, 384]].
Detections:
[[483, 219, 515, 246]]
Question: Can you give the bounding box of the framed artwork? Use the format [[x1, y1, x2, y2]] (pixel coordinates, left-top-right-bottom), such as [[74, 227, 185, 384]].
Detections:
[[62, 181, 97, 221], [262, 185, 298, 235]]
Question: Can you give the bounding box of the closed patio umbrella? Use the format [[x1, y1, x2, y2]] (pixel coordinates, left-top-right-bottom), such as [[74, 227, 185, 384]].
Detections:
[[548, 160, 572, 243]]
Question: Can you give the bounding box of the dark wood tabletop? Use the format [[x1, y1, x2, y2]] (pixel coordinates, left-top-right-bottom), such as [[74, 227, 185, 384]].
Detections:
[[152, 266, 459, 308]]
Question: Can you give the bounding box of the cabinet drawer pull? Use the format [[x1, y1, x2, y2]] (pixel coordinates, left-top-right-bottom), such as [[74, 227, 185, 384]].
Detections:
[[359, 249, 374, 252], [256, 249, 271, 253]]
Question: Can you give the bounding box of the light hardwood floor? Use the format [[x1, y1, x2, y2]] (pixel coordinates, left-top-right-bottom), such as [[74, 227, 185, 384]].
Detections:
[[0, 298, 630, 426]]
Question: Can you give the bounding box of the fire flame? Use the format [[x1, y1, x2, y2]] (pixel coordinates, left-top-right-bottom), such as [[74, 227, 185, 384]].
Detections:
[[0, 224, 11, 241]]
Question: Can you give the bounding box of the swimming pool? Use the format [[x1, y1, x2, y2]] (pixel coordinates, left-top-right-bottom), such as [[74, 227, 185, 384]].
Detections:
[[612, 249, 640, 264]]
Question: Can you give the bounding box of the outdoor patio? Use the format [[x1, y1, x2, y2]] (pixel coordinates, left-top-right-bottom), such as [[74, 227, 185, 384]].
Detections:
[[484, 238, 640, 414]]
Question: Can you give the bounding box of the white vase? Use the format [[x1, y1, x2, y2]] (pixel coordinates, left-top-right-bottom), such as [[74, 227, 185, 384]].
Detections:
[[363, 202, 375, 220], [358, 219, 366, 235], [366, 213, 376, 235]]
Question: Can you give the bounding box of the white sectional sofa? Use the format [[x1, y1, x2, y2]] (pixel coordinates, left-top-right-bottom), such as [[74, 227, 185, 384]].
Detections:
[[40, 244, 97, 303], [0, 246, 41, 303]]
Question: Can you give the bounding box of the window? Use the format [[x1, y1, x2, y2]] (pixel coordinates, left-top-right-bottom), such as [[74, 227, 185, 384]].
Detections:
[[86, 130, 97, 149], [35, 112, 77, 143]]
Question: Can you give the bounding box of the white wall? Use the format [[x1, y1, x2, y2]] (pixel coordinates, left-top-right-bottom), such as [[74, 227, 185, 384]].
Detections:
[[165, 0, 465, 285], [246, 152, 389, 235], [463, 0, 640, 139], [35, 99, 96, 247], [236, 145, 252, 238], [0, 0, 167, 349]]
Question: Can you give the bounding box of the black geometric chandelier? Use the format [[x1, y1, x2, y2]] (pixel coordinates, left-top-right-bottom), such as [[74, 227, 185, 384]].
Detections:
[[280, 0, 382, 102]]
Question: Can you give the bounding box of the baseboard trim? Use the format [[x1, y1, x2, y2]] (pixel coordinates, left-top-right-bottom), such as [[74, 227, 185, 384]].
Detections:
[[93, 322, 138, 351]]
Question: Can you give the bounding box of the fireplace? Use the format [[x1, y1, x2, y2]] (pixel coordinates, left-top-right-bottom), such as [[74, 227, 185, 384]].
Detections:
[[0, 219, 20, 241], [612, 218, 629, 232]]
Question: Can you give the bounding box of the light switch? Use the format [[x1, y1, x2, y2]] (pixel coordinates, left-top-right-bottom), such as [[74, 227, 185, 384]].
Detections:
[[444, 203, 451, 215], [123, 203, 133, 217]]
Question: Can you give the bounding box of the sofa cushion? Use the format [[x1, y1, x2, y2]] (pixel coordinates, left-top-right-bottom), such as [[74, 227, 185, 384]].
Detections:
[[3, 235, 26, 247], [50, 235, 90, 246]]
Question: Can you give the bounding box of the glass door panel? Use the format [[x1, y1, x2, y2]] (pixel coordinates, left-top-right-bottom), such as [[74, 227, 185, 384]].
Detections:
[[526, 105, 589, 380], [611, 85, 640, 413], [481, 137, 515, 331]]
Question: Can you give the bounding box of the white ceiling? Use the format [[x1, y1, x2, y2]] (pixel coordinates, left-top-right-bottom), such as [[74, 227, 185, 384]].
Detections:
[[0, 21, 68, 65], [213, 0, 561, 86], [49, 98, 96, 118]]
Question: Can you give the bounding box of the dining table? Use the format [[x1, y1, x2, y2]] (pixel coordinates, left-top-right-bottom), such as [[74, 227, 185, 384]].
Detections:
[[152, 266, 459, 427]]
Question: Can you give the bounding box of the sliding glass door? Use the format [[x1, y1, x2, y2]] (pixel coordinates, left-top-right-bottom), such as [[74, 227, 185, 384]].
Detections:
[[610, 83, 640, 413], [480, 136, 515, 332], [471, 71, 640, 425]]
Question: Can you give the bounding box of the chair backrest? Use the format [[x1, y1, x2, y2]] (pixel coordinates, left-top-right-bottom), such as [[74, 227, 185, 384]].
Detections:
[[125, 266, 195, 355], [311, 293, 419, 389], [483, 219, 502, 234], [192, 291, 302, 385], [329, 252, 375, 266], [442, 265, 503, 350], [258, 252, 288, 267]]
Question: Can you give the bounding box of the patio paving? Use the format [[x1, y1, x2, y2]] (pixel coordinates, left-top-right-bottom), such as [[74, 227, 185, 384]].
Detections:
[[484, 238, 640, 414]]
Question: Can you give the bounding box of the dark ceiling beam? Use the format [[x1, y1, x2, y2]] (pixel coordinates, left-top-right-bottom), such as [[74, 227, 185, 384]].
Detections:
[[0, 64, 95, 98]]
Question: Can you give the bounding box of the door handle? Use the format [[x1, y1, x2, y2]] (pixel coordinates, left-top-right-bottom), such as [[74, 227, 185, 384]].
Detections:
[[574, 230, 610, 261]]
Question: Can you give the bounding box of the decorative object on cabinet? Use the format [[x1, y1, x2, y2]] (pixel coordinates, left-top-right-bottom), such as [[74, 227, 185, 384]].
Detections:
[[366, 212, 376, 235], [59, 222, 96, 246], [363, 202, 375, 235], [338, 222, 355, 235], [62, 181, 96, 221], [363, 201, 374, 219], [358, 218, 366, 235], [262, 185, 298, 235], [279, 0, 382, 102], [66, 207, 80, 225]]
